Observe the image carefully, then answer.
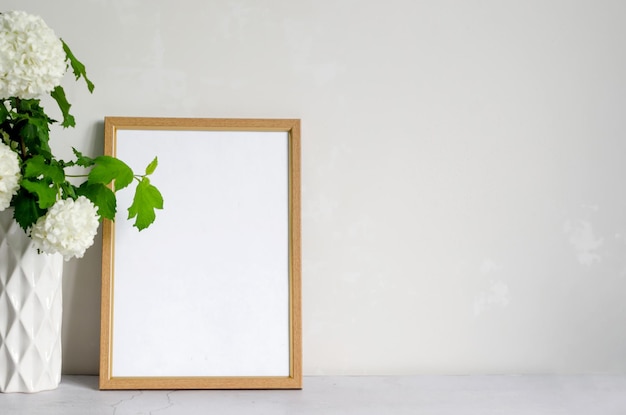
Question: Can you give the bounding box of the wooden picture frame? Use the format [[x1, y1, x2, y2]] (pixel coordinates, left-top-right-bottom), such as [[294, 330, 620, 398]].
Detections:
[[99, 117, 301, 390]]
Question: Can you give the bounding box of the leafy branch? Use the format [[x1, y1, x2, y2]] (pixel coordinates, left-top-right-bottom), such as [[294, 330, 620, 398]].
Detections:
[[0, 11, 162, 260], [1, 100, 163, 232], [76, 151, 163, 230]]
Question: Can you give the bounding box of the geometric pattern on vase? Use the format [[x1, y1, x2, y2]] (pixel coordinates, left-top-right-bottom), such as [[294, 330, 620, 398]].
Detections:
[[0, 209, 63, 393]]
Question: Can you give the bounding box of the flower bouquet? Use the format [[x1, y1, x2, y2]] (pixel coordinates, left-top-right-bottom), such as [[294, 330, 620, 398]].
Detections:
[[0, 10, 162, 260], [0, 10, 163, 393]]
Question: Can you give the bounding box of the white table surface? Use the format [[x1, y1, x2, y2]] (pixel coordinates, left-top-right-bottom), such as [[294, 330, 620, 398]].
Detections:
[[1, 375, 626, 414]]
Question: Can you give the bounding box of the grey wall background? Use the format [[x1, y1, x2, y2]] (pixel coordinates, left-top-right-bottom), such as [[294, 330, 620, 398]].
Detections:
[[7, 0, 626, 375]]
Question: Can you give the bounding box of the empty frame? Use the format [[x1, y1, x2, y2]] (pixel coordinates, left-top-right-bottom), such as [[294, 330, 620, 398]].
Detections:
[[99, 117, 301, 389]]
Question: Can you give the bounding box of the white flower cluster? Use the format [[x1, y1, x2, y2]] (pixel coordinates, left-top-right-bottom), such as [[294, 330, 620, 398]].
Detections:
[[0, 140, 20, 211], [0, 10, 66, 99], [30, 196, 100, 261]]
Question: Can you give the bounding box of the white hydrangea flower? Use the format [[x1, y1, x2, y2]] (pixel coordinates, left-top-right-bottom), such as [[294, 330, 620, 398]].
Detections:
[[0, 140, 21, 211], [0, 11, 66, 99], [30, 196, 100, 261]]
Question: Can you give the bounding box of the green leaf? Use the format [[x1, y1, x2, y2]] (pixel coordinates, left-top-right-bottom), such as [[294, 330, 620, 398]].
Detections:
[[18, 116, 53, 157], [77, 182, 116, 220], [60, 182, 78, 200], [72, 148, 95, 167], [89, 156, 134, 191], [127, 177, 163, 230], [21, 179, 58, 209], [61, 39, 95, 93], [145, 157, 158, 175], [23, 155, 65, 183], [0, 99, 9, 122], [12, 190, 45, 231], [12, 99, 54, 158], [15, 98, 49, 118], [50, 85, 76, 128]]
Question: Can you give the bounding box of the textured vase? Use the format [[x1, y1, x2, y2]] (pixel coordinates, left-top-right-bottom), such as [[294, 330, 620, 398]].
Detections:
[[0, 209, 64, 393]]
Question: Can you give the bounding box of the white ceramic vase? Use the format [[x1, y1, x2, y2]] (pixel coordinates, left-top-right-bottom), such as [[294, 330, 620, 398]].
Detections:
[[0, 209, 64, 393]]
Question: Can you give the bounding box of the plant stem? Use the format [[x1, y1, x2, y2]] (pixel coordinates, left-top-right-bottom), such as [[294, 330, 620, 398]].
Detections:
[[14, 98, 28, 160]]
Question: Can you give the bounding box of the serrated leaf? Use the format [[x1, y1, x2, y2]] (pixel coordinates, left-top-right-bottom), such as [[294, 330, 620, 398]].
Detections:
[[21, 179, 58, 209], [50, 85, 76, 128], [19, 117, 52, 155], [89, 156, 134, 190], [127, 177, 163, 230], [15, 98, 48, 118], [12, 99, 54, 158], [72, 147, 95, 167], [61, 39, 95, 93], [12, 189, 47, 230], [60, 182, 78, 200], [145, 157, 158, 175], [77, 182, 116, 220], [24, 155, 65, 183]]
